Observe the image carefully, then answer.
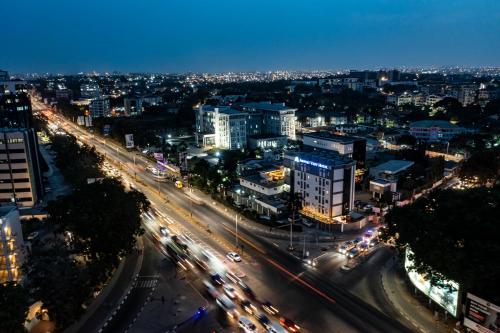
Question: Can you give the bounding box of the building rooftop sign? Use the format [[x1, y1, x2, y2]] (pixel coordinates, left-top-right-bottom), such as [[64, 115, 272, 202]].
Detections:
[[294, 156, 328, 169]]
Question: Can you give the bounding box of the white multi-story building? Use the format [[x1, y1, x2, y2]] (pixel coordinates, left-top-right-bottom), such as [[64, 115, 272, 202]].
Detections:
[[240, 102, 296, 140], [397, 92, 413, 106], [214, 108, 247, 150], [0, 206, 24, 283], [458, 86, 476, 106], [89, 97, 110, 118], [426, 94, 443, 106], [283, 150, 356, 223]]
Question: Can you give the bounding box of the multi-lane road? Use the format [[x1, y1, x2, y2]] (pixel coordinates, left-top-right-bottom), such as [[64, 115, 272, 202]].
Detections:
[[34, 99, 415, 333]]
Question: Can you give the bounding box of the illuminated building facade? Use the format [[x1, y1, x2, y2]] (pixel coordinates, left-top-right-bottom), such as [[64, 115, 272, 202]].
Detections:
[[0, 206, 24, 283], [283, 150, 355, 223]]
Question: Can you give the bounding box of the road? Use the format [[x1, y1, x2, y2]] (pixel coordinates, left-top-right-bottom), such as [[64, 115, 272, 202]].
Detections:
[[34, 99, 415, 333]]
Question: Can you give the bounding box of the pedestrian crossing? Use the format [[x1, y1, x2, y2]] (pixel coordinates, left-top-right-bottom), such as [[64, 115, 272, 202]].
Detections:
[[134, 279, 158, 289]]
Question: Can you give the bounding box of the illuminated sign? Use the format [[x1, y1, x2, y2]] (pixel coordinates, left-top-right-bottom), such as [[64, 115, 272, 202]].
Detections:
[[405, 249, 460, 317], [294, 156, 328, 169], [464, 293, 500, 333]]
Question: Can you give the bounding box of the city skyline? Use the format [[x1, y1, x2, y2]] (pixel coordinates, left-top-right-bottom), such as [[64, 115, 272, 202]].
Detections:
[[2, 0, 500, 73]]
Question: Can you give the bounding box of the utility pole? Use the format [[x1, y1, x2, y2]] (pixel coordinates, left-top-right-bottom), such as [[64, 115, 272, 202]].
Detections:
[[288, 199, 295, 251]]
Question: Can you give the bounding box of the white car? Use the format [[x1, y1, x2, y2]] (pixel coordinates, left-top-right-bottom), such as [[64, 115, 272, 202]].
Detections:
[[226, 252, 242, 262], [223, 284, 238, 299], [239, 316, 258, 333]]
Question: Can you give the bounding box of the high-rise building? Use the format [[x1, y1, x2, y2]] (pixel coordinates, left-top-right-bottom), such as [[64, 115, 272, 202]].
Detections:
[[0, 206, 25, 283], [214, 107, 247, 150], [89, 97, 110, 118], [0, 76, 31, 128], [284, 150, 356, 223], [80, 83, 101, 99], [0, 129, 44, 207]]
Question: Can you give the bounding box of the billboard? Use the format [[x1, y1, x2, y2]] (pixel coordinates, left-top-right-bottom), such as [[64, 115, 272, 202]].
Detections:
[[125, 134, 134, 149], [464, 293, 500, 333], [404, 249, 460, 317]]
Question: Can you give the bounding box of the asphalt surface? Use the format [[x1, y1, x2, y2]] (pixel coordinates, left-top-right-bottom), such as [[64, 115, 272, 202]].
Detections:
[[38, 101, 417, 333]]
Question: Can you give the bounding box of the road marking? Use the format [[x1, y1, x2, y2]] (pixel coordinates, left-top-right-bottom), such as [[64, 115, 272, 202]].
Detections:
[[266, 258, 337, 304]]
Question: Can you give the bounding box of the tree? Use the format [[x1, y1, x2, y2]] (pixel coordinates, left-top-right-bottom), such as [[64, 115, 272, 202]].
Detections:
[[460, 148, 500, 186], [382, 187, 500, 303], [25, 245, 91, 331], [396, 134, 417, 147], [47, 178, 149, 279], [0, 282, 29, 333]]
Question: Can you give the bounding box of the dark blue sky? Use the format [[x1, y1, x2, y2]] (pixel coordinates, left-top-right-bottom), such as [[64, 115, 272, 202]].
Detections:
[[2, 0, 499, 73]]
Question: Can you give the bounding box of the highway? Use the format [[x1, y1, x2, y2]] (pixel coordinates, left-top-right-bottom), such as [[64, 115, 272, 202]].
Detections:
[[34, 99, 415, 333]]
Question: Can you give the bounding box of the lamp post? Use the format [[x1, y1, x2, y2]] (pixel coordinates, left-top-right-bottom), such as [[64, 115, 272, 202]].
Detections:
[[235, 214, 239, 249]]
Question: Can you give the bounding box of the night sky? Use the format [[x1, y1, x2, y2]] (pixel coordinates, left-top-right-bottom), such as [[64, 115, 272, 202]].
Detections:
[[2, 0, 499, 73]]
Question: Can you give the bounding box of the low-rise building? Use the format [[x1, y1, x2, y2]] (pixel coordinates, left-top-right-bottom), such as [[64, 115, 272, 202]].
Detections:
[[409, 120, 467, 141], [248, 134, 287, 150], [124, 96, 143, 116], [369, 160, 414, 180], [80, 83, 100, 98]]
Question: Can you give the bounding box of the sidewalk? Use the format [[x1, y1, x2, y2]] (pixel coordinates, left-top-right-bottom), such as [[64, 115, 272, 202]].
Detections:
[[381, 260, 456, 333]]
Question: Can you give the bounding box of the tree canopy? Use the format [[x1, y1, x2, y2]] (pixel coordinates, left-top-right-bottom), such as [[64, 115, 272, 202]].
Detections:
[[0, 282, 29, 333], [382, 187, 500, 303]]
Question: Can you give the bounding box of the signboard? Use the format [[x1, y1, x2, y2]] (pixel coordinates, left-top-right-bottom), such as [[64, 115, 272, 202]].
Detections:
[[153, 152, 164, 161], [179, 151, 188, 174], [125, 134, 134, 149], [84, 116, 92, 127], [103, 124, 111, 136], [464, 293, 500, 333], [404, 249, 460, 317]]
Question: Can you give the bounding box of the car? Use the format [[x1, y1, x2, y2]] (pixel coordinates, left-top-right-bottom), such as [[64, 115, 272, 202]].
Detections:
[[238, 281, 255, 299], [159, 226, 169, 236], [27, 231, 39, 241], [240, 299, 258, 315], [338, 245, 349, 255], [226, 252, 242, 262], [261, 300, 279, 316], [203, 280, 219, 298], [216, 294, 237, 318], [223, 284, 238, 299], [348, 248, 360, 258], [210, 272, 225, 286], [358, 242, 369, 252], [353, 236, 363, 244], [369, 238, 379, 247], [279, 317, 300, 332], [267, 322, 289, 333], [238, 316, 258, 332], [257, 313, 272, 329]]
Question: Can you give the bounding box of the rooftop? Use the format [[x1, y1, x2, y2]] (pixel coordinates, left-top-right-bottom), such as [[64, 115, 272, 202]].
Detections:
[[303, 131, 364, 143], [410, 120, 458, 129], [372, 160, 414, 174], [284, 150, 355, 168], [240, 174, 284, 188], [215, 107, 247, 116], [241, 101, 295, 112]]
